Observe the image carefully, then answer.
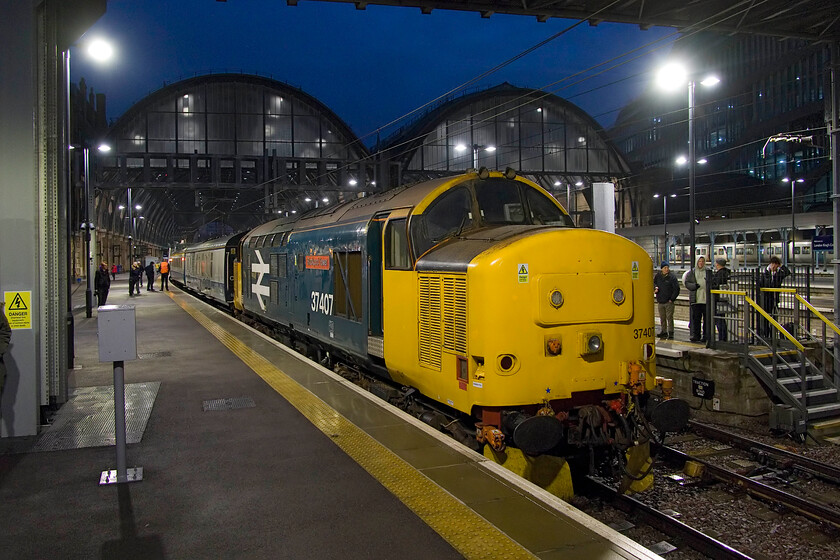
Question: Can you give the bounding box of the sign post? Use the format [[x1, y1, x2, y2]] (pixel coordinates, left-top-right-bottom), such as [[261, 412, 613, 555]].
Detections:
[[97, 305, 142, 485]]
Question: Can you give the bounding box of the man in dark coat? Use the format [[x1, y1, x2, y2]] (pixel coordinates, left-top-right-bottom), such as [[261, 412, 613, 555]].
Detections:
[[653, 262, 680, 339], [145, 261, 156, 291], [93, 262, 111, 306], [759, 255, 791, 337], [711, 257, 731, 341], [683, 255, 712, 342]]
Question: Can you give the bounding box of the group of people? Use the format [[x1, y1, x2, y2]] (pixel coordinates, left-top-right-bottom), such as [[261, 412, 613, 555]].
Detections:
[[92, 258, 171, 305], [654, 254, 790, 344]]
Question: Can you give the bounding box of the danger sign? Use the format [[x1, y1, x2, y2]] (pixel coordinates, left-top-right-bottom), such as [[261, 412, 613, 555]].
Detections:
[[4, 291, 32, 329], [518, 263, 529, 283]]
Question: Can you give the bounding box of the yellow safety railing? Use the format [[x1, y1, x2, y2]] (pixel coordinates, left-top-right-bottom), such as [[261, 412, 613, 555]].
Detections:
[[710, 289, 804, 351], [745, 295, 805, 351], [795, 294, 840, 338]]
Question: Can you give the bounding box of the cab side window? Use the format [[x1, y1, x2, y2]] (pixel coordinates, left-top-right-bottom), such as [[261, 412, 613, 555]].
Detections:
[[384, 218, 411, 270]]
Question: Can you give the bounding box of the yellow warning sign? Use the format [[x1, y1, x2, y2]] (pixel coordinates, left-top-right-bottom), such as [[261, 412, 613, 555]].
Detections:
[[631, 261, 639, 280], [518, 263, 529, 284], [4, 291, 32, 329]]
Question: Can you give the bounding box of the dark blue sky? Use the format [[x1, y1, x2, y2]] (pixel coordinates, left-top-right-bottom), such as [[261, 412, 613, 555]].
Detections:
[[72, 0, 677, 142]]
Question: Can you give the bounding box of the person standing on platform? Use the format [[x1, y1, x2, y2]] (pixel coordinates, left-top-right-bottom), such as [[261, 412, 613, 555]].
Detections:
[[94, 261, 111, 306], [128, 262, 139, 297], [759, 255, 791, 337], [653, 262, 680, 340], [110, 263, 117, 281], [711, 257, 731, 341], [159, 258, 170, 291], [684, 255, 711, 342], [134, 262, 143, 295], [0, 298, 11, 409], [145, 261, 156, 291]]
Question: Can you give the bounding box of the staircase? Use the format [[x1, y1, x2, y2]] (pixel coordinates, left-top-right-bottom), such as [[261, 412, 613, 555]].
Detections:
[[744, 348, 840, 437], [711, 284, 840, 439]]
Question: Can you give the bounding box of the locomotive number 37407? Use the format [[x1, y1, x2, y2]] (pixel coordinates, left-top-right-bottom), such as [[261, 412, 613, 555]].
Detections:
[[310, 291, 334, 315]]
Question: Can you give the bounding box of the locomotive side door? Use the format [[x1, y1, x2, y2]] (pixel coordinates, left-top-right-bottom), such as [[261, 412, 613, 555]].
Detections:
[[367, 212, 389, 338]]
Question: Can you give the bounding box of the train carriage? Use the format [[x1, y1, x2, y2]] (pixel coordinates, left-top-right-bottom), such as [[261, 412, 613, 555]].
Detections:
[[182, 232, 246, 304]]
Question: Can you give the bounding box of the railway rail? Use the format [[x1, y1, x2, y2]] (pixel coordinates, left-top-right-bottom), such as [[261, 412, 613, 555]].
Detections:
[[687, 420, 840, 484], [654, 444, 840, 529], [579, 476, 753, 560]]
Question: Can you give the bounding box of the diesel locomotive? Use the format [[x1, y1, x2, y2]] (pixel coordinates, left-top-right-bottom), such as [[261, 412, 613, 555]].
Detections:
[[171, 169, 688, 489]]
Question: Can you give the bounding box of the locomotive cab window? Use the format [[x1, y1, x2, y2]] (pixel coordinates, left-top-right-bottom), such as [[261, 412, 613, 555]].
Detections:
[[411, 186, 473, 257], [525, 188, 573, 226], [475, 179, 573, 227], [384, 218, 411, 270]]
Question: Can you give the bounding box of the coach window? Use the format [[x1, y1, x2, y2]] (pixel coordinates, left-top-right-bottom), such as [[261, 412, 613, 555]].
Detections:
[[384, 218, 411, 270], [411, 187, 473, 257]]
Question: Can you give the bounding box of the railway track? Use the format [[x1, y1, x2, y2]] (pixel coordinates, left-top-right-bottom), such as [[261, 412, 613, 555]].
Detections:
[[576, 421, 840, 559], [579, 476, 753, 559]]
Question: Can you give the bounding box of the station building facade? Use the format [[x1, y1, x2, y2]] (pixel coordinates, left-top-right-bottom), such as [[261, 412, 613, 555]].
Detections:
[[609, 32, 832, 261]]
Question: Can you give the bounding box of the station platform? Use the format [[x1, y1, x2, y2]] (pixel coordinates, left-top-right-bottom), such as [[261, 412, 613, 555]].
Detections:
[[0, 276, 661, 559]]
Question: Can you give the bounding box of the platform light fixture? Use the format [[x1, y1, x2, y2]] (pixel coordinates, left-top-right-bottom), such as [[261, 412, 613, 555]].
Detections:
[[86, 38, 114, 62], [657, 61, 720, 265]]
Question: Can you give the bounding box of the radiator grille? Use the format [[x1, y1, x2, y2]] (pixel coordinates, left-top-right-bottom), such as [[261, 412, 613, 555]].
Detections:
[[418, 274, 467, 370], [418, 276, 442, 370], [442, 276, 468, 354]]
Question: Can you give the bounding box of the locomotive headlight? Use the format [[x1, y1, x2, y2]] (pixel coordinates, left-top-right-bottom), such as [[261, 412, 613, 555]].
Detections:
[[549, 289, 564, 308], [580, 332, 603, 356], [611, 287, 625, 305]]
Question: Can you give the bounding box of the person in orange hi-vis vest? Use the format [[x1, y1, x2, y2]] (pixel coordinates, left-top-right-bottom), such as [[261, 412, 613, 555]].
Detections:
[[159, 259, 170, 291]]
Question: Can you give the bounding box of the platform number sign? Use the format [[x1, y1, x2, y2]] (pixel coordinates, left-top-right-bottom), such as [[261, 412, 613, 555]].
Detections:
[[518, 263, 529, 283], [631, 261, 639, 280]]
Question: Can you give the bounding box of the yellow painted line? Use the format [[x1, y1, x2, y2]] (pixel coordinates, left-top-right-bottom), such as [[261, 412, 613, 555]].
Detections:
[[168, 292, 536, 560]]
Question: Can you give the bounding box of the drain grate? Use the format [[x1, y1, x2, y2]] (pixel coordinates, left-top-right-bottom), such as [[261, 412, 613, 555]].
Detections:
[[138, 351, 173, 359], [202, 397, 256, 412]]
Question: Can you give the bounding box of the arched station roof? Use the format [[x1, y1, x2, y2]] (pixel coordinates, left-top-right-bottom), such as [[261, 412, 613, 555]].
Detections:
[[379, 83, 630, 194], [96, 73, 369, 243]]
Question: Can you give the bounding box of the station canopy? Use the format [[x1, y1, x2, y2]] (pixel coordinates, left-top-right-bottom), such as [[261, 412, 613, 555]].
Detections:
[[98, 74, 369, 243], [289, 0, 838, 42]]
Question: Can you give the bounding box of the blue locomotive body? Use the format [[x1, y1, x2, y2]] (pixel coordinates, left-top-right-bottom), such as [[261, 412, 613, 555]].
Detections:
[[239, 217, 374, 366]]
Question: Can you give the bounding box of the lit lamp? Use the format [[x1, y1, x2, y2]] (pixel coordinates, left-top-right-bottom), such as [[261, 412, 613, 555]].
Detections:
[[657, 62, 720, 265], [455, 143, 496, 169]]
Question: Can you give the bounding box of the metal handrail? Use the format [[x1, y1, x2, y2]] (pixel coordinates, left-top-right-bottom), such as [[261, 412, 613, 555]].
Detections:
[[796, 294, 840, 338]]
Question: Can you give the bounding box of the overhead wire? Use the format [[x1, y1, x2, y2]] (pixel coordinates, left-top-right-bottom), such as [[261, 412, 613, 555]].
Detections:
[[179, 0, 800, 234]]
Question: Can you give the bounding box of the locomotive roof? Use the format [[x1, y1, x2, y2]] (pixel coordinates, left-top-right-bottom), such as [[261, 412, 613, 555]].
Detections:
[[243, 175, 459, 239]]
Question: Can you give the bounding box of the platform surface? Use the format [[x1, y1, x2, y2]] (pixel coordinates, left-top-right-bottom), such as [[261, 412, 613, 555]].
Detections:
[[0, 275, 662, 560]]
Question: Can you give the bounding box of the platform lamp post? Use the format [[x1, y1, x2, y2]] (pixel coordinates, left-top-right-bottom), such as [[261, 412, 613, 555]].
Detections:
[[69, 39, 114, 321], [455, 143, 496, 169], [653, 193, 677, 263], [657, 63, 720, 266]]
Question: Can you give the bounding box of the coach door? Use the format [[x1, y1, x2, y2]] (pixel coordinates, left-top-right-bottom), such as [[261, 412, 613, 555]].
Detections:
[[367, 212, 388, 339]]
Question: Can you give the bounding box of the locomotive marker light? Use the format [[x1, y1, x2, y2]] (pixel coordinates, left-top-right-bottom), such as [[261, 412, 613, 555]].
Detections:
[[657, 62, 720, 265], [611, 287, 625, 305]]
